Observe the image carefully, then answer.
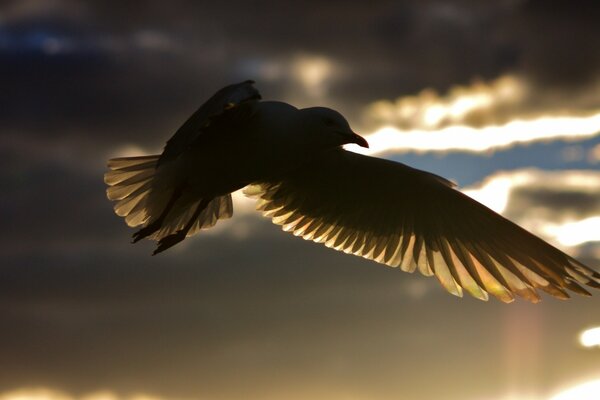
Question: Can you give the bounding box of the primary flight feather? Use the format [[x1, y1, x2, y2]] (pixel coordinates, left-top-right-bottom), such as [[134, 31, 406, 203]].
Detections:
[[105, 80, 600, 303]]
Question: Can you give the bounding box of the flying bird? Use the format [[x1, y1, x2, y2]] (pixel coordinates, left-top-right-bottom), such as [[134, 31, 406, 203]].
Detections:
[[105, 80, 600, 303]]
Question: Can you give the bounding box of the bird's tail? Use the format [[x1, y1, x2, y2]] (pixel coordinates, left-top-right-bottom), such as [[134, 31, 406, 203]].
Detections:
[[104, 155, 233, 244]]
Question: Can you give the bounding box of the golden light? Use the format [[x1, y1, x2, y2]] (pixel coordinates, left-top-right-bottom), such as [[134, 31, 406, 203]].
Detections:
[[543, 217, 600, 247], [549, 379, 600, 400], [348, 112, 600, 156], [454, 169, 600, 248], [292, 55, 333, 97], [364, 75, 526, 130], [0, 390, 161, 400], [354, 74, 600, 156], [0, 389, 71, 400], [462, 172, 531, 214], [579, 327, 600, 348], [423, 103, 448, 127], [81, 394, 117, 400]]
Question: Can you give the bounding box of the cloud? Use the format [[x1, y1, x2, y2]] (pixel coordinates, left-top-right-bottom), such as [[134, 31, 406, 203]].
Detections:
[[463, 169, 600, 249], [2, 3, 600, 399], [363, 75, 528, 130], [542, 217, 600, 247], [349, 113, 600, 156], [550, 379, 600, 400], [587, 143, 600, 164], [2, 1, 599, 161], [579, 326, 600, 348], [518, 0, 600, 88], [350, 74, 600, 155], [0, 0, 85, 21], [238, 53, 347, 108], [0, 389, 161, 400]]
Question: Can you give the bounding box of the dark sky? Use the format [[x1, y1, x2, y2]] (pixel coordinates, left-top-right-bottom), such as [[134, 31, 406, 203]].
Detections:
[[2, 1, 600, 399]]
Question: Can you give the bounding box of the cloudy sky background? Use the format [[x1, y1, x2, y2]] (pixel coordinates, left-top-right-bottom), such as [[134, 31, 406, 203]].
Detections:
[[2, 0, 600, 399]]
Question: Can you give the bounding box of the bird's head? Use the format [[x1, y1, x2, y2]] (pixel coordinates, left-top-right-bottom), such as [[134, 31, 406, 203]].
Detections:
[[301, 107, 369, 149]]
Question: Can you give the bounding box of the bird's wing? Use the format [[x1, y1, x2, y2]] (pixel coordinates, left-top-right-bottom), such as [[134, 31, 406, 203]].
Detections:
[[158, 80, 261, 165], [245, 148, 600, 303]]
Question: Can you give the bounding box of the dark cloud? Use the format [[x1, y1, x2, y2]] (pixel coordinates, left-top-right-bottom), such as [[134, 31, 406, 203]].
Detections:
[[511, 188, 600, 218], [2, 144, 600, 398], [501, 170, 600, 223], [517, 0, 600, 88], [3, 2, 600, 399], [2, 0, 599, 150], [2, 214, 600, 399]]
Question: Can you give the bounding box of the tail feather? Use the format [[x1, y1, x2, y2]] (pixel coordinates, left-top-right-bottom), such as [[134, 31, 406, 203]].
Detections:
[[105, 168, 154, 187], [147, 194, 233, 240], [105, 155, 234, 247], [105, 155, 160, 227], [107, 155, 159, 171], [107, 178, 152, 201]]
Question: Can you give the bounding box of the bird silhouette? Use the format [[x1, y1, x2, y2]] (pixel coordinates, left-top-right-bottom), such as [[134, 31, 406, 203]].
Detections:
[[105, 80, 600, 303]]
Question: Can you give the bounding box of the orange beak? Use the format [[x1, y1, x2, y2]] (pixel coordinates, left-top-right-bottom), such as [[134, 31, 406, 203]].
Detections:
[[351, 132, 369, 148]]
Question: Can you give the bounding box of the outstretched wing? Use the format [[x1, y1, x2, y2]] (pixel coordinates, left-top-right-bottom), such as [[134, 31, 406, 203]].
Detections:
[[245, 148, 600, 303], [159, 80, 261, 165]]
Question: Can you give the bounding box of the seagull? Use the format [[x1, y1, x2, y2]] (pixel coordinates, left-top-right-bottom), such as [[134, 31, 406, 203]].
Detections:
[[105, 80, 600, 303]]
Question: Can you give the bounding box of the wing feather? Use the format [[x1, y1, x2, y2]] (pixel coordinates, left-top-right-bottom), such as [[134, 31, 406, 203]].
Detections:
[[245, 148, 600, 302], [159, 80, 261, 164]]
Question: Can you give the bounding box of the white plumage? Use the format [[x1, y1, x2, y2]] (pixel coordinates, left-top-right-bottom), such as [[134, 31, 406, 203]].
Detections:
[[105, 80, 600, 302]]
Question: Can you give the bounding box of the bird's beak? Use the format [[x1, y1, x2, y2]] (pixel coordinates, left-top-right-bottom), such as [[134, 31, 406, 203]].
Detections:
[[351, 132, 369, 148]]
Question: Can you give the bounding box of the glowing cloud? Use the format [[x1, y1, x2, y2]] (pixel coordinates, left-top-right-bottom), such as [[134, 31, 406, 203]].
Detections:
[[347, 112, 600, 156], [550, 380, 600, 400], [0, 389, 161, 400], [462, 169, 600, 214], [462, 173, 524, 214], [461, 169, 600, 248], [0, 388, 72, 400], [542, 217, 600, 247], [352, 74, 600, 156], [579, 326, 600, 348], [246, 54, 339, 101], [365, 75, 526, 130], [291, 55, 334, 98]]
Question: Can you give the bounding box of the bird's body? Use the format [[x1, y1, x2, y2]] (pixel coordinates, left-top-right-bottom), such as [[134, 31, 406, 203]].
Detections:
[[105, 80, 600, 303]]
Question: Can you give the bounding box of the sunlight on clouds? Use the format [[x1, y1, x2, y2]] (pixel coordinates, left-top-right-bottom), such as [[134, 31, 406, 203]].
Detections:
[[549, 380, 600, 400], [463, 169, 600, 214], [461, 169, 600, 248], [354, 74, 600, 156], [579, 326, 600, 348], [0, 389, 162, 400], [463, 173, 529, 214], [542, 217, 600, 247], [366, 75, 526, 130], [349, 112, 600, 156], [81, 393, 120, 400], [241, 54, 340, 104], [487, 395, 540, 400], [291, 54, 334, 98], [0, 388, 72, 400], [486, 381, 600, 400]]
